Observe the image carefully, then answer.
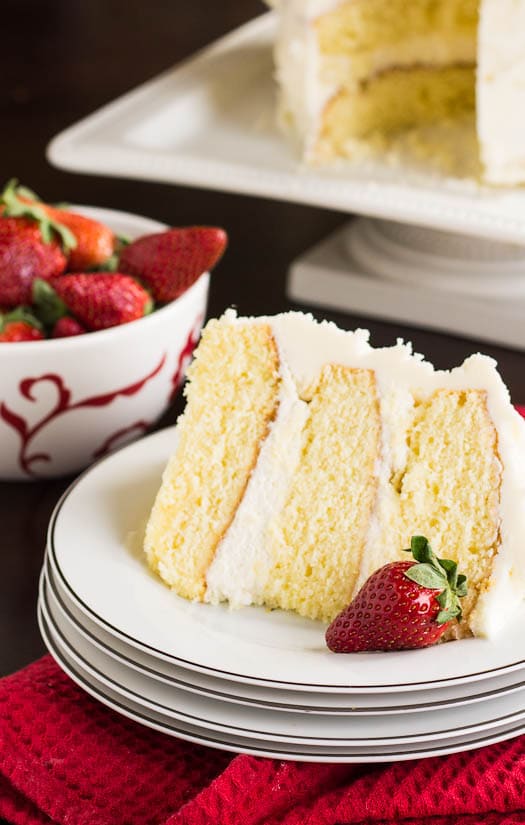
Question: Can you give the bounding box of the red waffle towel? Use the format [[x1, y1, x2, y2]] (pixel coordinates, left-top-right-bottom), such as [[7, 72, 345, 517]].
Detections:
[[0, 656, 524, 825]]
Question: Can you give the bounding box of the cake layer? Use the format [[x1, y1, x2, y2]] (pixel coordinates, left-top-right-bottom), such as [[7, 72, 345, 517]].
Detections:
[[318, 65, 475, 156], [144, 319, 281, 601], [262, 365, 382, 622], [315, 0, 479, 56], [316, 0, 478, 87]]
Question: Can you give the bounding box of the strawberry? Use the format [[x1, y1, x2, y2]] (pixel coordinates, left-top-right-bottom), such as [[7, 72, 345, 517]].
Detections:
[[43, 206, 115, 271], [0, 321, 44, 342], [119, 226, 227, 302], [0, 308, 44, 342], [325, 536, 468, 653], [0, 217, 68, 306], [51, 316, 86, 338], [1, 180, 116, 271], [50, 272, 152, 331]]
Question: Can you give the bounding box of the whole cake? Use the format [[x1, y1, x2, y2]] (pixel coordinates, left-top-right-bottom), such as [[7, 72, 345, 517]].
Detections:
[[144, 311, 525, 639], [269, 0, 525, 184]]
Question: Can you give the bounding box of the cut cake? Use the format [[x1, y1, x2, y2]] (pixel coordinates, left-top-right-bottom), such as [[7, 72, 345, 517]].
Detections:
[[269, 0, 525, 184], [144, 311, 525, 639]]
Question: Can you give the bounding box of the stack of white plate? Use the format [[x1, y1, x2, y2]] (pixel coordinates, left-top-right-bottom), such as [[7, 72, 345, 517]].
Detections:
[[38, 428, 525, 762]]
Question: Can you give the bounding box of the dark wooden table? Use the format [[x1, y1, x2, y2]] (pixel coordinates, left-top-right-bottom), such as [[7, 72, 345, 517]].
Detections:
[[2, 0, 525, 684]]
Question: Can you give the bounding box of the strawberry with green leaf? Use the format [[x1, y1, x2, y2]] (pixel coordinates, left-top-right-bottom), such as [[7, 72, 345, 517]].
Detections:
[[43, 205, 116, 271], [0, 216, 70, 306], [31, 279, 86, 338], [1, 179, 116, 271], [0, 308, 44, 342], [326, 536, 468, 653]]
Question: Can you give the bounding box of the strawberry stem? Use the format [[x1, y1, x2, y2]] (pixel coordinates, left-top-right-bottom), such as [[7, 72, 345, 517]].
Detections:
[[403, 536, 468, 625], [32, 279, 68, 327], [0, 306, 43, 333], [1, 179, 77, 253]]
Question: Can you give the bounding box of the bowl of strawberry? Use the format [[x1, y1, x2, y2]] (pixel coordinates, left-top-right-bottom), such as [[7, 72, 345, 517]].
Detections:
[[0, 181, 227, 480]]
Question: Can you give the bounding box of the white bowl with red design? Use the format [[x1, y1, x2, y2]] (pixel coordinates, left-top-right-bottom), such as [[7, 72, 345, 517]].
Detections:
[[0, 206, 209, 480]]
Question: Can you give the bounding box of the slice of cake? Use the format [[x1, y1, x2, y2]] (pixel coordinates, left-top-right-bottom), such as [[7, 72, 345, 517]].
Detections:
[[144, 310, 525, 639], [269, 0, 525, 185], [144, 319, 281, 601]]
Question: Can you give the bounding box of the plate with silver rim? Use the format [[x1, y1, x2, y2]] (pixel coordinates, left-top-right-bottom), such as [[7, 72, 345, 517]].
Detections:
[[44, 557, 525, 715], [38, 603, 525, 763], [48, 426, 525, 693], [39, 571, 525, 748]]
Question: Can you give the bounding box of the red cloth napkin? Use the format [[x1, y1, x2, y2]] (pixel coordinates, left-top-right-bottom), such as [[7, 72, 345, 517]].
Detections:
[[0, 656, 525, 825]]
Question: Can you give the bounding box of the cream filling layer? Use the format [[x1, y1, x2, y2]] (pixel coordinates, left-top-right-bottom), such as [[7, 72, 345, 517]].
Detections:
[[320, 36, 476, 89], [204, 311, 525, 637], [205, 354, 308, 608]]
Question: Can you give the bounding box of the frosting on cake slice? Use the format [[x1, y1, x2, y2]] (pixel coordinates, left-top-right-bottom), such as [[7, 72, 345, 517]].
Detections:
[[145, 310, 525, 639]]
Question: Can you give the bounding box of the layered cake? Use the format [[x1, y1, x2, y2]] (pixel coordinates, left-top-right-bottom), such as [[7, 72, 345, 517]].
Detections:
[[269, 0, 525, 184], [144, 311, 525, 639]]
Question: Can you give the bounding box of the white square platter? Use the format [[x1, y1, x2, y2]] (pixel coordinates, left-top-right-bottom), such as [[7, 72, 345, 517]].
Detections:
[[47, 13, 525, 246]]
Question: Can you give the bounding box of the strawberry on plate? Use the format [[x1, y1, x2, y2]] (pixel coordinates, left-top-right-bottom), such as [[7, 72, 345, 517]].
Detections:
[[119, 226, 227, 302], [50, 272, 152, 331], [325, 536, 468, 653], [0, 308, 44, 343]]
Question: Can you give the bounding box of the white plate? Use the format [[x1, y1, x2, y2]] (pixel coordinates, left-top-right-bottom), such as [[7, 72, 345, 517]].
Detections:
[[39, 574, 525, 747], [48, 426, 525, 693], [45, 558, 525, 716], [38, 606, 525, 763], [48, 13, 525, 246]]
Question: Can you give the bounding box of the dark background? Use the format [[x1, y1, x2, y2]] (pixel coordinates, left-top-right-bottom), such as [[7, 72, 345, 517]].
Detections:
[[2, 0, 525, 682]]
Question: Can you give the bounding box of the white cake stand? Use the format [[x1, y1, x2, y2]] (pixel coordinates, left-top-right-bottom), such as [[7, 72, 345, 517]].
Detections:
[[47, 12, 525, 349], [289, 219, 525, 349]]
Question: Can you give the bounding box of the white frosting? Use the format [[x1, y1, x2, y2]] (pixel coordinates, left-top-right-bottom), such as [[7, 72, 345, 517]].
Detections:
[[204, 311, 525, 638], [273, 1, 332, 155], [206, 358, 308, 607], [477, 0, 525, 185]]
